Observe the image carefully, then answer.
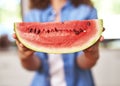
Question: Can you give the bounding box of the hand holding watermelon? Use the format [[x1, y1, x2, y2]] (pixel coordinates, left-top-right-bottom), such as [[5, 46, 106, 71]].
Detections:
[[84, 27, 105, 52], [13, 33, 41, 70], [84, 35, 104, 56], [81, 28, 104, 67], [13, 33, 34, 60], [76, 35, 104, 69]]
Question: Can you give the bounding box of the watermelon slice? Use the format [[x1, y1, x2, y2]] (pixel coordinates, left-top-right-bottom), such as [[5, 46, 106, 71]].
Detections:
[[14, 19, 103, 54]]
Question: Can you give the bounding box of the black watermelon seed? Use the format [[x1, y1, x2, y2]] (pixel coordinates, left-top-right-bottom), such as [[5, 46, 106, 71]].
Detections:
[[87, 22, 91, 26], [73, 29, 80, 35], [34, 28, 36, 33], [47, 30, 50, 33], [73, 29, 77, 32], [37, 30, 40, 34], [68, 29, 72, 32], [74, 31, 80, 35], [55, 28, 58, 32], [29, 28, 33, 33], [79, 29, 83, 32]]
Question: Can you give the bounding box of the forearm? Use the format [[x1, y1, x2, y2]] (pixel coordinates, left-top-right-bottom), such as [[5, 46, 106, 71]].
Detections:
[[77, 50, 99, 69], [20, 55, 41, 71]]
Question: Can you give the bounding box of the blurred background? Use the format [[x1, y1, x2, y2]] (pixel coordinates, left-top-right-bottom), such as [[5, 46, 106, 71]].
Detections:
[[0, 0, 120, 86]]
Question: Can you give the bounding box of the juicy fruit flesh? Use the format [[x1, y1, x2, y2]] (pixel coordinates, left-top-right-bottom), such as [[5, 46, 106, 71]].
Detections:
[[15, 19, 103, 53], [17, 21, 97, 48]]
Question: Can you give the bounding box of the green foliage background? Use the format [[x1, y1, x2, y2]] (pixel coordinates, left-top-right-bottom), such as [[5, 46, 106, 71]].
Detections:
[[92, 0, 120, 14], [0, 0, 21, 23]]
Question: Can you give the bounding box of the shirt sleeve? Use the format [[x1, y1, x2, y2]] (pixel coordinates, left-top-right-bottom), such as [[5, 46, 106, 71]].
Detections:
[[23, 9, 41, 22], [87, 7, 98, 19]]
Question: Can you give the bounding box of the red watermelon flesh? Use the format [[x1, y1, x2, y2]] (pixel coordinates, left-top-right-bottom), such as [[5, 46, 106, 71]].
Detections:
[[14, 19, 103, 53]]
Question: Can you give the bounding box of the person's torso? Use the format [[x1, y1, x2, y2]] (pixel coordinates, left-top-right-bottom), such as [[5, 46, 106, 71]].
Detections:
[[24, 2, 97, 86]]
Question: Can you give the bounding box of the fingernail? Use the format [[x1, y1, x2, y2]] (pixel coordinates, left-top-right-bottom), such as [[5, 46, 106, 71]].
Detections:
[[20, 44, 23, 47], [100, 36, 104, 41]]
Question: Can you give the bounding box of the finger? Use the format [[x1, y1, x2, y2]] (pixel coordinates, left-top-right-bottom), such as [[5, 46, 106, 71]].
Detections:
[[12, 33, 17, 39], [16, 40, 22, 51], [13, 33, 24, 46], [19, 43, 25, 48], [19, 44, 28, 51], [19, 45, 26, 51], [99, 36, 104, 42], [15, 40, 26, 51], [103, 27, 105, 32], [14, 33, 33, 52], [16, 39, 23, 48], [16, 40, 20, 46]]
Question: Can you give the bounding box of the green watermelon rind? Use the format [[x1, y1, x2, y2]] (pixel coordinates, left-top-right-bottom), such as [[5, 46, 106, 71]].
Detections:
[[14, 19, 103, 54]]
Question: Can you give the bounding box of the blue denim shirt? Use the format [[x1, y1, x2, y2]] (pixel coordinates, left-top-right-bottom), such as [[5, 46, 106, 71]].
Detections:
[[24, 2, 97, 86]]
